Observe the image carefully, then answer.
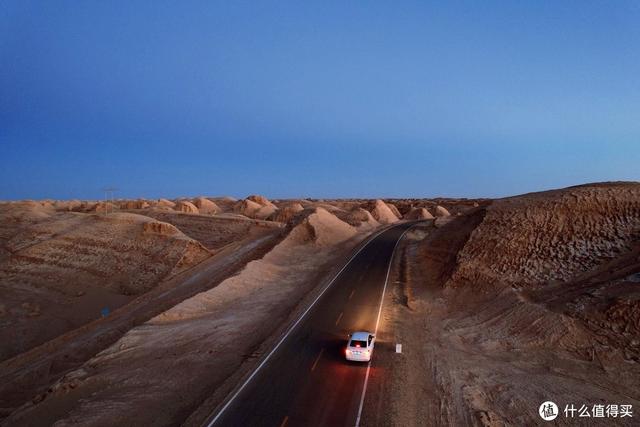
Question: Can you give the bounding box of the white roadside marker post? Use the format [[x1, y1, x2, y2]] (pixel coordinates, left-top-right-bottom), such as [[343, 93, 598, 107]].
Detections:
[[396, 343, 402, 353]]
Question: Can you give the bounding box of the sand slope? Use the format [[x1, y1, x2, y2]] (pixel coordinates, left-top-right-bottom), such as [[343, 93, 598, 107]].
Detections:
[[434, 205, 450, 217], [369, 199, 399, 224], [140, 209, 280, 250], [0, 211, 210, 361], [246, 194, 275, 207], [386, 202, 402, 219], [208, 196, 237, 212], [338, 207, 381, 231], [380, 183, 640, 426], [193, 197, 220, 215], [451, 182, 640, 289], [405, 207, 434, 220], [157, 198, 176, 209], [267, 202, 304, 223], [174, 200, 199, 214], [155, 207, 356, 323], [3, 207, 368, 426], [234, 198, 277, 220]]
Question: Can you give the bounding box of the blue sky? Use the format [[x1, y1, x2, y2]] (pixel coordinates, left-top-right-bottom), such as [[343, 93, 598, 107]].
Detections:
[[1, 1, 639, 200]]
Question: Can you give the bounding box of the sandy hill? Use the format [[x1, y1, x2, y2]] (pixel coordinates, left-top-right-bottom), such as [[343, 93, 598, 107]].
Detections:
[[314, 203, 346, 214], [341, 207, 380, 230], [386, 202, 403, 219], [153, 207, 358, 324], [53, 200, 82, 212], [175, 200, 199, 214], [209, 196, 237, 212], [89, 201, 118, 213], [285, 207, 358, 247], [234, 198, 277, 220], [15, 205, 372, 426], [0, 201, 53, 224], [247, 195, 278, 219], [246, 194, 275, 207], [387, 198, 486, 216], [405, 207, 434, 220], [0, 211, 210, 362], [140, 209, 277, 250], [267, 202, 304, 223], [296, 199, 316, 208], [369, 199, 400, 224], [0, 202, 55, 263], [332, 201, 362, 211], [157, 198, 176, 209], [256, 205, 277, 220], [193, 197, 220, 215], [119, 200, 150, 210], [434, 205, 450, 217], [233, 199, 262, 217]]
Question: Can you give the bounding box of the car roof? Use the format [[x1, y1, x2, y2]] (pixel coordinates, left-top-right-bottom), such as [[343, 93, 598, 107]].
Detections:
[[350, 331, 372, 340]]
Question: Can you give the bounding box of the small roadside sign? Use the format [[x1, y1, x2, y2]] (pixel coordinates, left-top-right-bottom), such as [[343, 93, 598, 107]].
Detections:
[[396, 343, 402, 353]]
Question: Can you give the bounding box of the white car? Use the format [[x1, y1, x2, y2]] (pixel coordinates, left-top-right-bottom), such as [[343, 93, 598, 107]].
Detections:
[[345, 331, 375, 362]]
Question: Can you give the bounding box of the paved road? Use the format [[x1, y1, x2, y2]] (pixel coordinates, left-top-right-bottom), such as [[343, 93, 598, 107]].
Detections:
[[206, 222, 417, 427]]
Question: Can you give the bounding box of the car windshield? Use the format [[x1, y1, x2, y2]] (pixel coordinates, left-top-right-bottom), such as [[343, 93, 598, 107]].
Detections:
[[350, 340, 367, 348]]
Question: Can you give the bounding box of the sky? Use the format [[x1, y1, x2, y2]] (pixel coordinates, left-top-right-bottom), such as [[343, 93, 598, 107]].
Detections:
[[1, 1, 639, 200]]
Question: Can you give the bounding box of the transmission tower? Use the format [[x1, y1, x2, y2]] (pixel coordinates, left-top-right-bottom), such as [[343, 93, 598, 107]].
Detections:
[[102, 187, 118, 215]]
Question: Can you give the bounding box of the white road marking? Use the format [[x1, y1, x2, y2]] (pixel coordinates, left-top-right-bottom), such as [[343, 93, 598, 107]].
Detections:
[[311, 348, 325, 371], [354, 225, 415, 427], [205, 224, 396, 426], [335, 311, 344, 326], [348, 289, 355, 300]]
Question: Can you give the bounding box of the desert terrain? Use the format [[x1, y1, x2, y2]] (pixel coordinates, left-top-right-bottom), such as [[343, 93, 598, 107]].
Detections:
[[373, 182, 640, 426], [0, 194, 458, 423], [0, 183, 638, 425]]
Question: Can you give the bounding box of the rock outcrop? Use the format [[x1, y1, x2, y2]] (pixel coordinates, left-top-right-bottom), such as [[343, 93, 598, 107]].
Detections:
[[450, 182, 640, 289]]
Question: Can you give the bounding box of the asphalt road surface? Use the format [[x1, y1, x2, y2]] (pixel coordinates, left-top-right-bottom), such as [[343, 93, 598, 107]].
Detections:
[[206, 221, 418, 427]]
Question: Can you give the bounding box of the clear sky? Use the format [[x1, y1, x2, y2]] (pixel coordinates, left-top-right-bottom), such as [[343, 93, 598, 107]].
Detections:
[[1, 1, 639, 200]]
